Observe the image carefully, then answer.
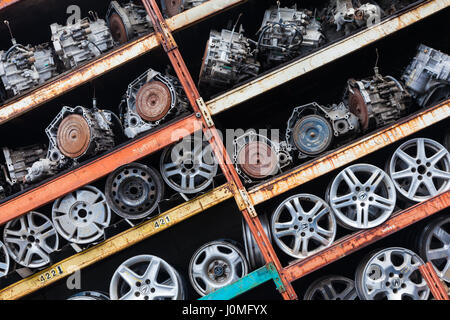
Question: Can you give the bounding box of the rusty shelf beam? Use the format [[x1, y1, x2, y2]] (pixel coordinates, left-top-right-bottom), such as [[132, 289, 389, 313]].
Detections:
[[0, 183, 233, 300], [419, 262, 450, 300], [249, 99, 450, 205], [282, 191, 450, 283], [0, 114, 202, 226], [207, 0, 449, 116], [0, 0, 21, 10], [0, 0, 247, 125]]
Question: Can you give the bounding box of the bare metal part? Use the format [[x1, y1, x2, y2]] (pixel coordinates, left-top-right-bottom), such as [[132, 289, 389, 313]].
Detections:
[[122, 68, 189, 139], [233, 131, 292, 184], [0, 42, 57, 100], [0, 240, 9, 278], [160, 136, 217, 194], [2, 145, 47, 185], [402, 44, 450, 108], [355, 247, 430, 300], [110, 254, 184, 300], [331, 0, 381, 34], [257, 5, 324, 67], [286, 102, 360, 158], [189, 240, 248, 296], [242, 214, 272, 270], [3, 211, 59, 269], [52, 185, 111, 244], [67, 291, 109, 300], [327, 164, 396, 230], [346, 68, 411, 130], [107, 1, 152, 44], [199, 28, 260, 91], [304, 275, 358, 300], [161, 0, 208, 17], [389, 138, 450, 202], [271, 194, 336, 259], [24, 158, 60, 184], [51, 16, 114, 70]]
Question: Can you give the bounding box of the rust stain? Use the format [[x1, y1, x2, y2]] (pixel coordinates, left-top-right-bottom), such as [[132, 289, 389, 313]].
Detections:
[[0, 0, 20, 10]]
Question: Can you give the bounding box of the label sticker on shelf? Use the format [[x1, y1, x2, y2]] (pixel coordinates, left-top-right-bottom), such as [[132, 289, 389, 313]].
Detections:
[[38, 265, 64, 283], [154, 216, 171, 229]]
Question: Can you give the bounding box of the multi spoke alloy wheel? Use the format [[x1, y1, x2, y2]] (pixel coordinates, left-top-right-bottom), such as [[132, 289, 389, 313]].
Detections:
[[355, 247, 430, 300], [105, 163, 163, 220], [389, 138, 450, 202], [418, 216, 450, 282], [327, 164, 396, 230], [242, 214, 272, 270], [304, 275, 358, 300], [110, 255, 184, 300], [271, 194, 336, 259], [189, 240, 248, 296], [67, 291, 109, 300], [3, 212, 59, 268], [52, 186, 111, 244], [0, 240, 10, 278], [160, 136, 217, 194]]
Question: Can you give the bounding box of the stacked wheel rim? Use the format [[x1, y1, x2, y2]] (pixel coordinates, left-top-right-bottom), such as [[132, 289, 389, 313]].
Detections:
[[271, 194, 336, 259], [242, 214, 272, 270], [304, 275, 358, 300], [389, 138, 450, 202], [3, 212, 59, 268], [327, 164, 396, 230], [355, 247, 430, 300], [52, 185, 111, 244], [189, 240, 248, 296], [110, 254, 184, 300], [67, 291, 110, 300], [0, 240, 9, 278]]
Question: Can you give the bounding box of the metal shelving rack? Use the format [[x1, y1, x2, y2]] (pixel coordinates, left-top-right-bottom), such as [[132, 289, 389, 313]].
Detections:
[[0, 0, 448, 300]]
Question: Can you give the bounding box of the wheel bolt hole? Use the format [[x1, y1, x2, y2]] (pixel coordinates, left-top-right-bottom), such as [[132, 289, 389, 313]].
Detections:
[[401, 284, 406, 288], [355, 187, 361, 191], [135, 292, 140, 297], [301, 232, 305, 237], [294, 225, 298, 230], [150, 288, 155, 293], [136, 282, 141, 287], [385, 282, 390, 286], [389, 273, 394, 277], [145, 279, 151, 284], [369, 197, 374, 201], [309, 228, 314, 232]]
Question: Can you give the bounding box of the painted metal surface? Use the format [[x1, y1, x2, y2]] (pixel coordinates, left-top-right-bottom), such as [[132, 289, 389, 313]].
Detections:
[[143, 0, 297, 300], [282, 191, 450, 283], [207, 0, 449, 115], [250, 100, 450, 205], [0, 0, 247, 125], [419, 262, 450, 300], [0, 0, 21, 10], [0, 183, 233, 300], [200, 263, 279, 300], [0, 114, 202, 225]]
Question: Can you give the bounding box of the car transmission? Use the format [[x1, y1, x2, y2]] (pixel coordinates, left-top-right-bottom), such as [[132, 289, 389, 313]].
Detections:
[[0, 21, 57, 101], [402, 44, 450, 108], [160, 0, 208, 18], [346, 67, 411, 131], [51, 14, 114, 69], [257, 5, 324, 67], [120, 68, 189, 139], [199, 26, 260, 93], [107, 1, 152, 44]]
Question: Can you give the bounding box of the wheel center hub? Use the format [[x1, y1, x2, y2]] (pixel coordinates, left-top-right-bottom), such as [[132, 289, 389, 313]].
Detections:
[[418, 165, 427, 175], [391, 277, 402, 289], [139, 284, 151, 295], [358, 192, 368, 201], [214, 265, 224, 277]]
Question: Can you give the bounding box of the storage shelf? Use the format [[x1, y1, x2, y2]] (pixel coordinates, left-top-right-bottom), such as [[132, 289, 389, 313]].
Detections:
[[206, 0, 449, 116]]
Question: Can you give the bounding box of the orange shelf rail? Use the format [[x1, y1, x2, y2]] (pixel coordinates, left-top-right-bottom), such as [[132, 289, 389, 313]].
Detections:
[[419, 262, 450, 300]]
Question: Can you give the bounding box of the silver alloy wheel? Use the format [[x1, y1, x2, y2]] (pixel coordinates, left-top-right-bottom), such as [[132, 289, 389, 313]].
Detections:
[[0, 240, 10, 278], [105, 163, 163, 219], [242, 214, 272, 270], [328, 164, 396, 230], [389, 138, 450, 202], [52, 186, 111, 244], [304, 275, 358, 300], [355, 247, 430, 300], [3, 212, 59, 268], [160, 136, 218, 194], [67, 291, 110, 300], [110, 255, 184, 300], [189, 240, 248, 296], [418, 216, 450, 282], [271, 194, 336, 259]]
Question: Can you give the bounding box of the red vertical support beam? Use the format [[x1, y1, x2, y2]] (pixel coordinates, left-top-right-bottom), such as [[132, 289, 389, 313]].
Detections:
[[141, 0, 297, 300], [419, 262, 449, 300]]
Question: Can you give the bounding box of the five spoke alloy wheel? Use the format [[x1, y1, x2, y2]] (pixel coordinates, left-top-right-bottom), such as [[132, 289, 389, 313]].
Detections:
[[109, 254, 184, 300], [189, 240, 248, 296], [327, 164, 396, 230], [271, 194, 336, 259], [355, 247, 430, 300], [304, 275, 358, 300], [3, 211, 59, 268], [389, 138, 450, 202]]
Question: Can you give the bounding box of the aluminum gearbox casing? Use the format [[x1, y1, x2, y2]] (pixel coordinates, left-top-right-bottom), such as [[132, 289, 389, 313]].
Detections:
[[160, 0, 208, 18], [0, 43, 57, 101], [328, 0, 381, 35], [402, 44, 450, 108], [121, 68, 189, 139], [257, 5, 324, 67], [199, 28, 260, 91], [107, 1, 152, 44], [51, 16, 114, 70]]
